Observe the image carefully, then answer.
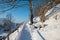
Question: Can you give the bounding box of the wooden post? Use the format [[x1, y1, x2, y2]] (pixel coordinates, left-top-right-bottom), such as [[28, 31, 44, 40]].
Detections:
[[7, 36, 9, 40]]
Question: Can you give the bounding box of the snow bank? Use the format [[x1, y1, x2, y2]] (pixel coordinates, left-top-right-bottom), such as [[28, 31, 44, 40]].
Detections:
[[39, 18, 60, 40], [27, 3, 60, 40], [32, 4, 60, 40], [26, 23, 43, 40], [5, 23, 24, 40]]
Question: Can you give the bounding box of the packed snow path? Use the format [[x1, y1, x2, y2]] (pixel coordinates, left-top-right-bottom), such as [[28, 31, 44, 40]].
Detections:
[[16, 24, 32, 40]]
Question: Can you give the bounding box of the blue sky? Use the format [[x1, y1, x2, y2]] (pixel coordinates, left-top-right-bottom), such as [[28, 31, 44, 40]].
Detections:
[[0, 6, 30, 23], [0, 0, 44, 23], [0, 1, 30, 23]]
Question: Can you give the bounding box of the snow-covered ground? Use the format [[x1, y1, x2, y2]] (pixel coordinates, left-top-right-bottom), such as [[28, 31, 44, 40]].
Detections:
[[16, 23, 32, 40], [18, 3, 60, 40], [4, 3, 60, 40], [39, 18, 60, 40], [28, 3, 60, 40], [5, 22, 24, 40]]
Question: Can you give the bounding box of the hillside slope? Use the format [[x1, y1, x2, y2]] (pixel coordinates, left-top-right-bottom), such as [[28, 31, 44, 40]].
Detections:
[[26, 3, 60, 40]]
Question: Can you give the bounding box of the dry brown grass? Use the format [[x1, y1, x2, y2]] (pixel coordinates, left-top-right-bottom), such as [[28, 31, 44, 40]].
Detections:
[[38, 0, 60, 23]]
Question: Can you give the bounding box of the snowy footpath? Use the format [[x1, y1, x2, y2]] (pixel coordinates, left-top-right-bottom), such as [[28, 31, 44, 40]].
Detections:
[[16, 23, 32, 40], [16, 23, 43, 40]]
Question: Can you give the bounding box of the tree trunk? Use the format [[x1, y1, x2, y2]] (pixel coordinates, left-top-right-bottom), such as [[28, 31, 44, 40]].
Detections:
[[7, 36, 9, 40], [28, 0, 33, 25]]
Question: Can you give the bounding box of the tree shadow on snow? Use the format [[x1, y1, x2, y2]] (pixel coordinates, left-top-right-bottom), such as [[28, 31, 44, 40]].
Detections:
[[37, 30, 45, 40]]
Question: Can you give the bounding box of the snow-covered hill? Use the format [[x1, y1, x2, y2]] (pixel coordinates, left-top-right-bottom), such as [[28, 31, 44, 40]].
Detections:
[[26, 3, 60, 40], [4, 3, 60, 40], [15, 3, 60, 40]]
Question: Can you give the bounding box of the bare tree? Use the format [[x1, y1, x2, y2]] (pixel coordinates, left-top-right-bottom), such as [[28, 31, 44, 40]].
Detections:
[[0, 0, 34, 25], [6, 13, 12, 21], [6, 13, 13, 32], [0, 0, 60, 25], [33, 0, 60, 23], [28, 0, 33, 25]]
